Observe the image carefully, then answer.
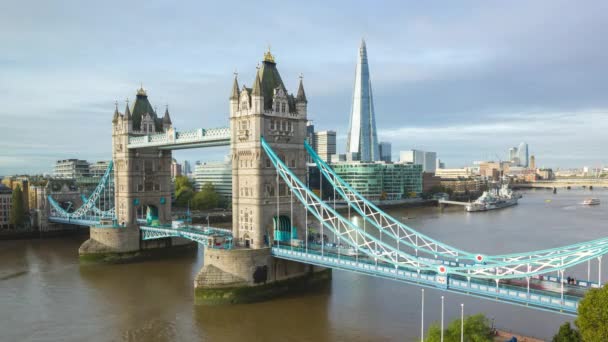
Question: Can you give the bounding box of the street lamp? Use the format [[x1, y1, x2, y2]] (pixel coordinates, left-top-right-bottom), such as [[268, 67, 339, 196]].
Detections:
[[460, 303, 464, 342], [441, 296, 444, 342], [420, 289, 425, 342]]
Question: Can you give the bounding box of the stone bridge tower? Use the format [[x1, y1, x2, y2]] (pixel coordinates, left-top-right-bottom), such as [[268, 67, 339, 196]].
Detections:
[[195, 50, 330, 304], [79, 87, 174, 257], [230, 49, 308, 249]]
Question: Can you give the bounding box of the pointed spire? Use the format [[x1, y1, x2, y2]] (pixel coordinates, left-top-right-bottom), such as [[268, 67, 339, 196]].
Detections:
[[252, 70, 262, 96], [230, 72, 240, 100], [163, 104, 172, 125], [112, 101, 120, 123], [359, 38, 367, 59], [296, 74, 307, 103], [124, 98, 131, 120]]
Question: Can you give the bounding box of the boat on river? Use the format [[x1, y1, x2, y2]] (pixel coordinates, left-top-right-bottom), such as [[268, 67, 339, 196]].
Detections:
[[582, 198, 600, 206], [466, 184, 519, 212]]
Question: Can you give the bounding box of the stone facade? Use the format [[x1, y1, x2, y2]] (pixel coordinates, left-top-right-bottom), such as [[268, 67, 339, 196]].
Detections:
[[195, 51, 331, 303], [80, 88, 173, 256], [230, 51, 308, 249], [194, 247, 329, 304]]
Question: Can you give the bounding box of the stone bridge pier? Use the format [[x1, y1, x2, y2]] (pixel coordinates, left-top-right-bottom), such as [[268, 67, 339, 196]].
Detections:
[[194, 247, 330, 304]]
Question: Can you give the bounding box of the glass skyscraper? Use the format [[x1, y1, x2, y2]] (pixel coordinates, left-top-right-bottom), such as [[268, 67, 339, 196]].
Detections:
[[346, 39, 380, 162]]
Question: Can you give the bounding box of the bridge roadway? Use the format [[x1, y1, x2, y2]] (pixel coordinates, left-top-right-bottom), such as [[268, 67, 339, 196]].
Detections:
[[140, 224, 233, 248], [272, 244, 583, 315]]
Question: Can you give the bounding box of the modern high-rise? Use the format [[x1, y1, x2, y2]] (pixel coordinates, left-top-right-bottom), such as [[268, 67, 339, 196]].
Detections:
[[194, 160, 232, 199], [346, 39, 379, 162], [313, 130, 336, 162], [379, 142, 392, 162], [517, 142, 529, 167], [400, 150, 436, 173], [181, 160, 192, 176]]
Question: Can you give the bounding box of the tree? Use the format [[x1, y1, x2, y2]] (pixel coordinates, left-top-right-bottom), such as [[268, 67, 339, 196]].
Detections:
[[192, 183, 220, 210], [425, 314, 492, 342], [552, 322, 581, 342], [576, 285, 608, 341], [9, 184, 25, 228], [174, 176, 195, 208]]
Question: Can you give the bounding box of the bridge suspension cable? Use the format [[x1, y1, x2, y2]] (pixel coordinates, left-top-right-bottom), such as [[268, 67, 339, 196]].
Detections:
[[305, 142, 608, 269], [260, 140, 608, 281], [48, 161, 115, 222], [262, 137, 439, 271]]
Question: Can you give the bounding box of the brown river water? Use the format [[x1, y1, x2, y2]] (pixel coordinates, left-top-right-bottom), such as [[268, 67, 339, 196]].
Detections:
[[1, 188, 606, 341]]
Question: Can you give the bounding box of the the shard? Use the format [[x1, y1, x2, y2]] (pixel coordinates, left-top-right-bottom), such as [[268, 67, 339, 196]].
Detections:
[[346, 39, 379, 162]]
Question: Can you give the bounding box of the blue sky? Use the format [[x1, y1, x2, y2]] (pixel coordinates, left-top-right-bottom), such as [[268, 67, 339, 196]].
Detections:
[[2, 0, 608, 175]]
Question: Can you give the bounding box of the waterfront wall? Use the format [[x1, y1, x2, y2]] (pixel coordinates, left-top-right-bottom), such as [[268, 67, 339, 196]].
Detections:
[[194, 247, 330, 304]]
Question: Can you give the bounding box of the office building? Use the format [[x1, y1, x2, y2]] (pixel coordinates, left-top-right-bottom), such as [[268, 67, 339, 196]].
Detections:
[[435, 168, 476, 179], [530, 155, 536, 170], [346, 40, 380, 162], [436, 159, 445, 170], [171, 159, 182, 178], [89, 161, 110, 177], [313, 130, 336, 162], [379, 142, 392, 162], [331, 162, 422, 201], [181, 160, 192, 176], [194, 160, 232, 199], [0, 184, 12, 229], [1, 177, 29, 212], [517, 142, 529, 167], [400, 150, 437, 173], [54, 159, 90, 179], [508, 143, 529, 167]]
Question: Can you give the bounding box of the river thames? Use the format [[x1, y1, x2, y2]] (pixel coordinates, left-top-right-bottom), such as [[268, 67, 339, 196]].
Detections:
[[1, 188, 606, 341]]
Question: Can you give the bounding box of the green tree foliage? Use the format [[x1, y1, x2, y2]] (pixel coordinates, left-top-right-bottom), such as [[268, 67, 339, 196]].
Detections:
[[425, 314, 492, 342], [552, 322, 581, 342], [174, 176, 194, 207], [193, 183, 220, 210], [9, 185, 25, 227], [576, 285, 608, 341]]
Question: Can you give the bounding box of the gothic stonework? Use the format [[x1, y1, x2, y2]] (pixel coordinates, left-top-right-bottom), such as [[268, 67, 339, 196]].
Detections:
[[230, 51, 309, 249]]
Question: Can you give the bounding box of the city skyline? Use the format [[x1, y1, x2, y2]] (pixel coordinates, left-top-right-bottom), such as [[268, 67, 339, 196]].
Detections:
[[3, 1, 608, 174]]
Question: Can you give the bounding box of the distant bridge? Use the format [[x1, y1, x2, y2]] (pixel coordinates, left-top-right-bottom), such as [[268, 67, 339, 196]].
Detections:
[[514, 179, 608, 189]]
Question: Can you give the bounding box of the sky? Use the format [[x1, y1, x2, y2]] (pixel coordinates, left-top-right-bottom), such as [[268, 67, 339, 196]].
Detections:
[[2, 0, 608, 175]]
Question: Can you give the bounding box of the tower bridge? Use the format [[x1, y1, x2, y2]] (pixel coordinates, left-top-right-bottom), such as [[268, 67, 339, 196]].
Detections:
[[47, 49, 608, 314]]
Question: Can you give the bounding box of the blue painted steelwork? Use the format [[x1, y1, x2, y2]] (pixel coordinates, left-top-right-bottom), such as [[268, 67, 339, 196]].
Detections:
[[127, 127, 230, 150], [272, 246, 579, 315], [261, 137, 608, 313], [140, 225, 233, 249], [47, 216, 109, 227], [48, 161, 117, 227], [305, 141, 608, 272]]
